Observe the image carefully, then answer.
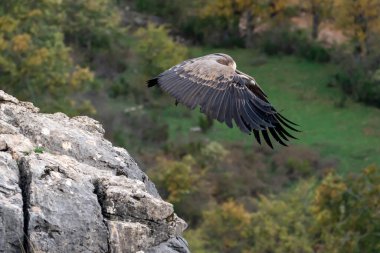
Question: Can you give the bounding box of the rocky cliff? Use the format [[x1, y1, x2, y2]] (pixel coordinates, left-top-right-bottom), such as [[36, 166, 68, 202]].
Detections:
[[0, 90, 189, 253]]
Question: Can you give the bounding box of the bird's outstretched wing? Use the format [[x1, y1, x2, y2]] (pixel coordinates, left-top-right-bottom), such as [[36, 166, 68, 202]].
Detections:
[[147, 55, 298, 148]]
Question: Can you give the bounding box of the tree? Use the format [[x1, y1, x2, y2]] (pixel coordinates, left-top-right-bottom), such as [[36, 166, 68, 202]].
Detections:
[[312, 166, 380, 253], [199, 181, 315, 253], [0, 1, 93, 108], [334, 0, 380, 57], [200, 0, 257, 46], [148, 155, 199, 204], [332, 0, 380, 107], [60, 0, 122, 48], [248, 181, 315, 253], [193, 165, 380, 253], [134, 0, 197, 25], [133, 23, 188, 77], [130, 23, 188, 103], [300, 0, 334, 39], [201, 200, 252, 253], [266, 0, 291, 22], [200, 0, 293, 47]]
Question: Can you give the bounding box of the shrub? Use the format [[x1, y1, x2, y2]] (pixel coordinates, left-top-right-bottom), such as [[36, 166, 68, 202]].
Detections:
[[201, 200, 252, 253], [148, 155, 199, 203], [108, 72, 131, 98], [133, 23, 188, 76], [190, 165, 380, 253], [261, 28, 330, 63], [357, 79, 380, 107], [248, 181, 315, 253], [200, 182, 315, 253], [61, 0, 123, 49], [312, 166, 380, 253], [184, 229, 214, 253], [199, 141, 228, 167], [134, 0, 192, 24], [332, 51, 380, 108], [198, 115, 214, 133], [128, 112, 169, 145]]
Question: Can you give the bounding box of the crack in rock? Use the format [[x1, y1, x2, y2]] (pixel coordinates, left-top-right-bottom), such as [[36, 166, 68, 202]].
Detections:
[[17, 158, 31, 253], [94, 180, 111, 253]]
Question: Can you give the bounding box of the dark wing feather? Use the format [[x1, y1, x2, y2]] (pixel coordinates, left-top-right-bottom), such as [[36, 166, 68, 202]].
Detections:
[[261, 129, 273, 148], [147, 54, 298, 147], [253, 129, 261, 144]]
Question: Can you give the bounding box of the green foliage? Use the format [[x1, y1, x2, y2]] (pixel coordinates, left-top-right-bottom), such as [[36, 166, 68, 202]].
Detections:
[[201, 200, 252, 253], [148, 155, 199, 203], [198, 115, 214, 133], [185, 0, 296, 47], [120, 23, 189, 104], [133, 0, 210, 45], [201, 18, 244, 47], [332, 51, 380, 107], [193, 181, 316, 253], [0, 1, 95, 112], [184, 229, 214, 253], [61, 0, 122, 48], [34, 146, 45, 154], [125, 112, 169, 148], [312, 166, 380, 253], [334, 0, 380, 56], [134, 0, 194, 24], [0, 0, 131, 114], [150, 139, 328, 226], [286, 158, 312, 175], [249, 181, 315, 253], [193, 166, 380, 253], [133, 23, 188, 76], [261, 28, 330, 62], [299, 0, 334, 39], [199, 141, 228, 167], [325, 0, 380, 108], [149, 140, 230, 224], [108, 71, 131, 98]]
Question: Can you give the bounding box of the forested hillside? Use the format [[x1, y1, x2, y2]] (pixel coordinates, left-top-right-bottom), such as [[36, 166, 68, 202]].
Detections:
[[1, 0, 380, 252]]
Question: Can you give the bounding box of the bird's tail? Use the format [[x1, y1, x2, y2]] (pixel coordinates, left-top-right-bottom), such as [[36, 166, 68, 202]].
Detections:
[[147, 78, 158, 87]]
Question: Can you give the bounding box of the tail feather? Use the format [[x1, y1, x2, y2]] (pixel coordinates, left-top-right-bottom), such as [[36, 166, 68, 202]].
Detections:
[[147, 78, 159, 87]]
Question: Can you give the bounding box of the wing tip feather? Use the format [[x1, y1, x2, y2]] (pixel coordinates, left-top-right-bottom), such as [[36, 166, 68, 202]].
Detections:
[[262, 129, 274, 149], [147, 78, 159, 87]]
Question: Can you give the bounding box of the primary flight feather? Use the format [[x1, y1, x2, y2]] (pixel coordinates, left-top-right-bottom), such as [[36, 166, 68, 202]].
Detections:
[[147, 53, 299, 148]]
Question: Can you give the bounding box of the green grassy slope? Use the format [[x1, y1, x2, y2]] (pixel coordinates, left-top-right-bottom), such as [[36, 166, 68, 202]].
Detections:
[[157, 48, 380, 173]]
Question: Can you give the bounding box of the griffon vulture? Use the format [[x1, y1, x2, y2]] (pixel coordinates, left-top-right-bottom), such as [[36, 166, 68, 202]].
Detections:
[[147, 53, 299, 148]]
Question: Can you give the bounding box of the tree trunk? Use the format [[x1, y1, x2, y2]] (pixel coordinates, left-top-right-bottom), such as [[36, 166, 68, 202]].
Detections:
[[311, 10, 320, 40], [245, 10, 255, 48], [355, 12, 369, 58]]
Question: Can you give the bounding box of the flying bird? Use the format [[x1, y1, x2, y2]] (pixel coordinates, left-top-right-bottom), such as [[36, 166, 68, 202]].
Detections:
[[147, 53, 299, 148]]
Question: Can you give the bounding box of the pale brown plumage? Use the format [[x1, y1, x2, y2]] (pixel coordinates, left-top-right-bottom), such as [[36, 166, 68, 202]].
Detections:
[[147, 53, 299, 148]]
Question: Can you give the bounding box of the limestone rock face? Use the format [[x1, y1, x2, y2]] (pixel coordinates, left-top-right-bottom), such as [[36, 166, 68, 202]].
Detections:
[[0, 90, 189, 253]]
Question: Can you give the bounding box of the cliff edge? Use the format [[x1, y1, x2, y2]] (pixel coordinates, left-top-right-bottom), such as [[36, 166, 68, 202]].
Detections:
[[0, 90, 189, 253]]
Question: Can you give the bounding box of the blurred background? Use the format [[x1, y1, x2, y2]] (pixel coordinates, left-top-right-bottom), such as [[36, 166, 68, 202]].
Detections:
[[1, 0, 380, 252]]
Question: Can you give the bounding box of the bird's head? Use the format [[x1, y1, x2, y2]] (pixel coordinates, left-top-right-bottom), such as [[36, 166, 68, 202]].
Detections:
[[212, 53, 237, 70]]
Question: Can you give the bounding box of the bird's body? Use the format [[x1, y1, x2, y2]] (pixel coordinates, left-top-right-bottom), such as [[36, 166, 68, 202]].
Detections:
[[148, 53, 298, 148]]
